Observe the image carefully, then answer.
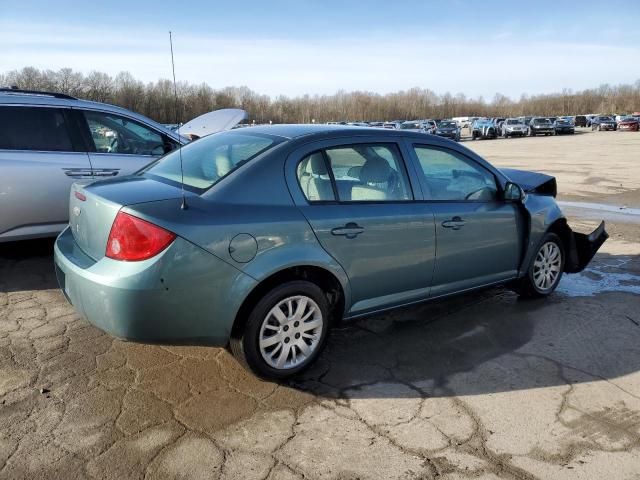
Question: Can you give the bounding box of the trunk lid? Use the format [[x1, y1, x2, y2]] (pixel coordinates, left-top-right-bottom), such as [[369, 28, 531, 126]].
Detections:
[[69, 176, 185, 260]]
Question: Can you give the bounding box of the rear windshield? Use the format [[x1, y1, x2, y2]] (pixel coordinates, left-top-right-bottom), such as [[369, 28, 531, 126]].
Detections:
[[141, 131, 279, 193]]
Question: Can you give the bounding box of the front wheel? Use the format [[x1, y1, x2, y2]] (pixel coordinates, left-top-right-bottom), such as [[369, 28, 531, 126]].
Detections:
[[230, 281, 330, 379], [513, 233, 564, 298]]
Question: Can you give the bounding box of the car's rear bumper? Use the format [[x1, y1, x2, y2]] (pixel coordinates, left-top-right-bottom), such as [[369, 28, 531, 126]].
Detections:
[[54, 227, 256, 345], [565, 221, 608, 273]]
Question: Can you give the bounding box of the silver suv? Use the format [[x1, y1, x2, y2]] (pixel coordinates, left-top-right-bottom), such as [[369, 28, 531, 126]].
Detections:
[[0, 88, 184, 242]]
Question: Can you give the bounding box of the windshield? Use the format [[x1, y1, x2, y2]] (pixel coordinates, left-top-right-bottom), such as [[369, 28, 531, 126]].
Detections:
[[598, 116, 613, 121], [506, 119, 520, 125], [141, 132, 279, 193], [439, 121, 456, 128], [534, 118, 551, 124]]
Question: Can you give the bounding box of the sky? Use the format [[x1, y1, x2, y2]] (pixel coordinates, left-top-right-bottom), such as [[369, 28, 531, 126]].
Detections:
[[1, 0, 639, 99]]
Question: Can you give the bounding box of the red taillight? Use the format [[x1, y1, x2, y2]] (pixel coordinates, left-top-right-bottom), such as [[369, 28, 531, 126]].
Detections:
[[105, 212, 176, 261], [75, 191, 86, 201]]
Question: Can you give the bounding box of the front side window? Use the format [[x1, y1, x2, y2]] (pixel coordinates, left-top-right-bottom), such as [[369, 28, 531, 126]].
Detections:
[[0, 106, 73, 151], [142, 131, 278, 193], [84, 111, 167, 156], [324, 144, 412, 202], [413, 146, 497, 201]]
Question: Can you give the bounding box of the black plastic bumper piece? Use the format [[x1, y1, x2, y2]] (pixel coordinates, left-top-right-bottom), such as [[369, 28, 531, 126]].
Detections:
[[565, 221, 608, 273]]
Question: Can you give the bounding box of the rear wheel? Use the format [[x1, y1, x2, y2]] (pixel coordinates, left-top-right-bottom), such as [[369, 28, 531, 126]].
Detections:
[[513, 232, 564, 298], [230, 281, 330, 379]]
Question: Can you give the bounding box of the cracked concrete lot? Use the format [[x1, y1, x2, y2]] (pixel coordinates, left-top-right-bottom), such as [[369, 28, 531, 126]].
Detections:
[[1, 131, 640, 479]]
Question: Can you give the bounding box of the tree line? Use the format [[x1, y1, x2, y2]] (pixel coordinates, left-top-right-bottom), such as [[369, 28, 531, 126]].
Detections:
[[2, 67, 639, 124]]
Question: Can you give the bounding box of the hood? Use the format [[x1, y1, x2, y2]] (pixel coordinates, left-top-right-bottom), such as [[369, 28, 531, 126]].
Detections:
[[500, 168, 557, 197], [178, 108, 248, 139]]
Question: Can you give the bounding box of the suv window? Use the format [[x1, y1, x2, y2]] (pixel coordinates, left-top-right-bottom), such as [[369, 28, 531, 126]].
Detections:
[[413, 146, 497, 201], [324, 144, 412, 202], [84, 111, 167, 156], [0, 106, 73, 151]]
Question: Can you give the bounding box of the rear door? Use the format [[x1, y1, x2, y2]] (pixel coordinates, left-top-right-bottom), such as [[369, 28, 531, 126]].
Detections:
[[407, 143, 523, 297], [287, 139, 436, 315], [0, 105, 92, 240], [77, 109, 178, 178]]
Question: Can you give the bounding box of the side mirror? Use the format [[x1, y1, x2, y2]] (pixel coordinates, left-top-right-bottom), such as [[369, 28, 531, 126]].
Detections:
[[504, 182, 524, 202]]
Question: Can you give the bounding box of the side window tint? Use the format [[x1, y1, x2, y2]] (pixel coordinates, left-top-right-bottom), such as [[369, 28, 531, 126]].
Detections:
[[297, 152, 336, 202], [414, 146, 497, 201], [325, 144, 412, 202], [0, 106, 73, 151], [84, 111, 165, 156]]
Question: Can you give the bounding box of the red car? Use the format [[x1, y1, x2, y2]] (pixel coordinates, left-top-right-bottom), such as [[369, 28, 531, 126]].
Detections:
[[618, 117, 640, 131]]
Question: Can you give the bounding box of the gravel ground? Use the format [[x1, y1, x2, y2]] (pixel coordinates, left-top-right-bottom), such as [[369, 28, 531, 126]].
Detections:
[[1, 129, 639, 480]]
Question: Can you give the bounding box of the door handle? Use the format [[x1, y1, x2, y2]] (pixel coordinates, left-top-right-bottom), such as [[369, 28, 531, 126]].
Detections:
[[331, 222, 364, 239], [62, 168, 93, 178], [441, 216, 466, 230], [92, 169, 120, 177]]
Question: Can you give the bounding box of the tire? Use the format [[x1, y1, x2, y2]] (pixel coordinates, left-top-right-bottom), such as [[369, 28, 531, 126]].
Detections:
[[513, 232, 565, 298], [230, 280, 330, 380]]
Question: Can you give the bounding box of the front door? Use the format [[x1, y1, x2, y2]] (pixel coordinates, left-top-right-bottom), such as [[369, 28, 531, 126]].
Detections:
[[77, 109, 176, 178], [292, 143, 436, 315], [410, 144, 523, 297]]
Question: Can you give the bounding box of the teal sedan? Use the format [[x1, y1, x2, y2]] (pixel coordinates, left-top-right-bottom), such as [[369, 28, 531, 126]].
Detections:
[[54, 125, 607, 379]]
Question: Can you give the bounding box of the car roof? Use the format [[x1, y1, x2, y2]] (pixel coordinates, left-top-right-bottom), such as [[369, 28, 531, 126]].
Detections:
[[229, 124, 471, 151], [0, 91, 180, 140]]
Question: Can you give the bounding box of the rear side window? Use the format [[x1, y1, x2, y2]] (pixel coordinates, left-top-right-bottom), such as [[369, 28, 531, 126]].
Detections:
[[0, 106, 73, 151], [297, 152, 336, 202], [324, 144, 412, 202], [142, 131, 278, 193]]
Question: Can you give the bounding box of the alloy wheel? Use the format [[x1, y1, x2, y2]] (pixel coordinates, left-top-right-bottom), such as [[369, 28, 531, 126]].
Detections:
[[533, 242, 562, 291], [258, 295, 323, 370]]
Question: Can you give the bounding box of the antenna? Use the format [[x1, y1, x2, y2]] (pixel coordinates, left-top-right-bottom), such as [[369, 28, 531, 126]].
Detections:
[[169, 31, 188, 210]]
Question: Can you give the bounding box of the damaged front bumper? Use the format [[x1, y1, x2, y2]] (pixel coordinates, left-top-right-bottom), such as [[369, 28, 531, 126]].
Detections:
[[565, 221, 609, 273]]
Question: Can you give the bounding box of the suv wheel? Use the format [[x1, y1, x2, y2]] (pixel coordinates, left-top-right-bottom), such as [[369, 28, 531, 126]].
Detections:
[[513, 233, 564, 298], [230, 281, 330, 379]]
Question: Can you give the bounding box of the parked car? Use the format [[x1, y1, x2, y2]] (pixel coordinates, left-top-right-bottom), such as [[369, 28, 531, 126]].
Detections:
[[0, 88, 182, 243], [574, 115, 588, 127], [399, 120, 430, 133], [617, 116, 640, 132], [54, 125, 607, 379], [553, 118, 575, 135], [0, 88, 246, 243], [491, 118, 506, 136], [529, 117, 555, 136], [471, 119, 498, 139], [591, 116, 617, 131], [433, 120, 461, 141], [585, 115, 598, 127], [501, 118, 528, 138]]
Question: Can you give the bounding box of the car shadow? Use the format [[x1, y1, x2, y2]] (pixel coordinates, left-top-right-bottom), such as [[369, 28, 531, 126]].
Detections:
[[292, 251, 640, 399], [0, 238, 58, 292]]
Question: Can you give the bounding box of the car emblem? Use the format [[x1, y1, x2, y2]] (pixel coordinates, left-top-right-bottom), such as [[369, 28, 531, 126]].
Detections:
[[73, 206, 81, 217]]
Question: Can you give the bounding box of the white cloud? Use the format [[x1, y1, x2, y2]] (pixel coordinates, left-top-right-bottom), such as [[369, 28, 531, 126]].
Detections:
[[2, 21, 639, 98]]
